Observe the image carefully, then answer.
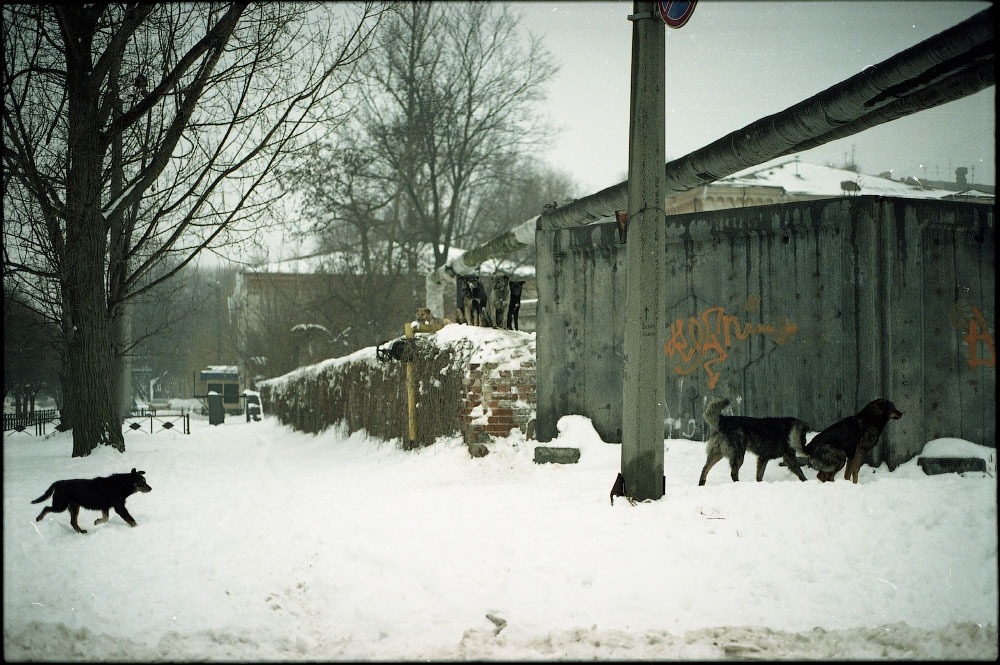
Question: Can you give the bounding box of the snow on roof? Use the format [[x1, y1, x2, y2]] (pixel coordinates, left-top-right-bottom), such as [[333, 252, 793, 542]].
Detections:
[[467, 257, 535, 278], [721, 158, 958, 199], [205, 365, 239, 373], [260, 324, 535, 388], [947, 189, 994, 199]]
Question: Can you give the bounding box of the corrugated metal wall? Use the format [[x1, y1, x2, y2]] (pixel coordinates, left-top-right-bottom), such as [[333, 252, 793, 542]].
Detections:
[[536, 196, 995, 469]]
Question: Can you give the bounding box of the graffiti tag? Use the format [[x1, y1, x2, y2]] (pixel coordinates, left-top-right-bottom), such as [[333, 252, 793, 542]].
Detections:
[[664, 306, 799, 389], [952, 305, 996, 369]]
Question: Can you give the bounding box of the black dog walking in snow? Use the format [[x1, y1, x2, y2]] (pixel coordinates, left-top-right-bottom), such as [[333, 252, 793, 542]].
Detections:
[[32, 468, 152, 534]]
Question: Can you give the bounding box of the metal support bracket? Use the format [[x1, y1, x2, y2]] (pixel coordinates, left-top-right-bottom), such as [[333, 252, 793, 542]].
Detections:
[[610, 472, 665, 505], [615, 210, 628, 244], [610, 472, 636, 506]]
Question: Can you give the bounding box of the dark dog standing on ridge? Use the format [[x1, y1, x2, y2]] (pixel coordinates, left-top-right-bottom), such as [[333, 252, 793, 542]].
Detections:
[[805, 398, 903, 483], [698, 397, 810, 485], [32, 468, 152, 534], [487, 272, 511, 329], [507, 280, 526, 330], [459, 274, 488, 327]]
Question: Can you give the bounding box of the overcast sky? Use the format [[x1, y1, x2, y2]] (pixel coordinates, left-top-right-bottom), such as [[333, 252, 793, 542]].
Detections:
[[516, 0, 995, 194]]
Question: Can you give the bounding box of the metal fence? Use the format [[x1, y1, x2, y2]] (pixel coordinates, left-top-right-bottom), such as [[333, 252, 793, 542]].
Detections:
[[3, 409, 60, 436], [123, 410, 191, 435], [4, 409, 192, 436]]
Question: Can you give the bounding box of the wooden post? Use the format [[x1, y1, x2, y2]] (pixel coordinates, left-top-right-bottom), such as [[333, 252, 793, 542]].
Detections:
[[620, 0, 666, 501], [404, 322, 418, 449]]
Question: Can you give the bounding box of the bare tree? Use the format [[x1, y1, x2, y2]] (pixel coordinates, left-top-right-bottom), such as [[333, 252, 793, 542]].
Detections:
[[323, 1, 559, 270], [271, 4, 564, 346], [2, 3, 384, 456], [276, 138, 429, 351]]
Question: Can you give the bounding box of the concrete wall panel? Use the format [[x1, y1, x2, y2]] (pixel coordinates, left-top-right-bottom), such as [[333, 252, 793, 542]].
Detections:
[[537, 197, 994, 469]]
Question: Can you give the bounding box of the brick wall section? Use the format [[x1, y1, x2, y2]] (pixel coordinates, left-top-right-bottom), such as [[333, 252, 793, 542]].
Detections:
[[462, 361, 536, 444]]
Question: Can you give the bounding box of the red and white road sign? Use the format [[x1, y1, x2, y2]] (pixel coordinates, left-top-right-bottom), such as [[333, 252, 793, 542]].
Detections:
[[658, 0, 697, 28]]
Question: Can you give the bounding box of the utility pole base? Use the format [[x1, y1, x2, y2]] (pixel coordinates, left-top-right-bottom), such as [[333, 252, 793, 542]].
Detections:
[[610, 472, 665, 505]]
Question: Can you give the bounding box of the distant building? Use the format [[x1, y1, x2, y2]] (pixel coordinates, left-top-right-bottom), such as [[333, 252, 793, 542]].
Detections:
[[666, 159, 992, 215], [196, 365, 242, 414], [896, 166, 995, 200], [229, 269, 425, 384]]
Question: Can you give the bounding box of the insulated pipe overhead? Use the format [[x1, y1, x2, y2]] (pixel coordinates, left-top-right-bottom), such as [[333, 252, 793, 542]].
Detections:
[[537, 6, 994, 231]]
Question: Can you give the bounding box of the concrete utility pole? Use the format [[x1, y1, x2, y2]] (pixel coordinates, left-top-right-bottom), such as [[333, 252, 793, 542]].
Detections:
[[620, 1, 667, 501]]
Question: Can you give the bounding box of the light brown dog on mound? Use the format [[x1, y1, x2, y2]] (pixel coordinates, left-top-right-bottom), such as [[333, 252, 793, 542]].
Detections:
[[413, 307, 450, 333]]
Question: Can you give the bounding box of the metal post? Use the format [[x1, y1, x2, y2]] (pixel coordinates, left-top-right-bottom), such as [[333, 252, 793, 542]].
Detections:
[[620, 1, 666, 501], [404, 322, 418, 449]]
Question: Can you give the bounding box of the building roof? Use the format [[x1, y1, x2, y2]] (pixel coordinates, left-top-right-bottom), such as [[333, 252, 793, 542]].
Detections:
[[720, 159, 963, 200], [945, 189, 994, 199], [200, 366, 240, 380]]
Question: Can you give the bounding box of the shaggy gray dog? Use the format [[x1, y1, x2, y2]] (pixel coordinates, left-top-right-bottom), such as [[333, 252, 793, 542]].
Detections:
[[487, 272, 510, 329], [698, 398, 809, 485]]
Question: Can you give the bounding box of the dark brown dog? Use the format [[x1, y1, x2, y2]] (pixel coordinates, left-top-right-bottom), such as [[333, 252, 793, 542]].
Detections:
[[32, 468, 152, 533], [805, 399, 903, 483]]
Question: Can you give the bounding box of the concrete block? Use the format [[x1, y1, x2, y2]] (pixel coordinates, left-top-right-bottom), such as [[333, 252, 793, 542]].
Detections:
[[917, 456, 987, 475], [533, 446, 580, 464]]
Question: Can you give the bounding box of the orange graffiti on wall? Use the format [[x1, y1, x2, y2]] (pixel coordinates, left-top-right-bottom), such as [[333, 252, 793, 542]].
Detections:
[[664, 306, 799, 389], [962, 306, 996, 369]]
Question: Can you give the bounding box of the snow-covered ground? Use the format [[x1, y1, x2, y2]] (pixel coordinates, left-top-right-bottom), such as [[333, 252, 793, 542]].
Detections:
[[4, 405, 997, 660]]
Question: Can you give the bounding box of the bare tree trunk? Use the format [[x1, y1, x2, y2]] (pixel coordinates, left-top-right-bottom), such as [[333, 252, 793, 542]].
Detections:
[[61, 15, 124, 455], [64, 229, 124, 455], [108, 52, 132, 422], [63, 207, 124, 455]]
